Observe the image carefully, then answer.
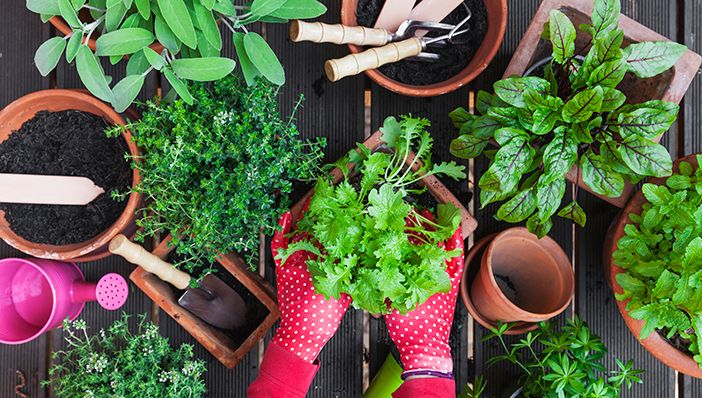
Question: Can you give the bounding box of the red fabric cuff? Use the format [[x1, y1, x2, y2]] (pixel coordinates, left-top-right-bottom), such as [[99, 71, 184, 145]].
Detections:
[[392, 377, 456, 398], [248, 342, 319, 398]]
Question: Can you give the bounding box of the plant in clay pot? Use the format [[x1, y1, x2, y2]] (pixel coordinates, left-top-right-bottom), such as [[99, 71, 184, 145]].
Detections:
[[108, 76, 325, 277], [43, 314, 207, 397], [277, 115, 467, 314], [474, 318, 643, 398], [27, 0, 327, 111], [449, 0, 687, 237]]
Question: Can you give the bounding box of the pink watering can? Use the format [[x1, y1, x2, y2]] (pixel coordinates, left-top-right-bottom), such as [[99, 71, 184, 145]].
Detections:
[[0, 258, 128, 344]]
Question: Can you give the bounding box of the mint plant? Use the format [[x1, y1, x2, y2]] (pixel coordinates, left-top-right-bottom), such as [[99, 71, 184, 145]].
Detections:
[[44, 314, 207, 398], [28, 0, 326, 111], [108, 76, 325, 276], [614, 155, 702, 366], [483, 318, 643, 397], [277, 116, 466, 314], [449, 0, 686, 237]]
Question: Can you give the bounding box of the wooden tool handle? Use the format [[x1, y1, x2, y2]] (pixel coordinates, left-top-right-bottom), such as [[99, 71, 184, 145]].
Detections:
[[325, 37, 423, 82], [290, 20, 390, 46], [109, 234, 191, 290]]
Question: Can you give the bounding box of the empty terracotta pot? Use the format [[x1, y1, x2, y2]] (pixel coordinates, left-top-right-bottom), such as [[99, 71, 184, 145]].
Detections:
[[340, 0, 507, 97], [0, 89, 142, 261], [470, 227, 573, 323]]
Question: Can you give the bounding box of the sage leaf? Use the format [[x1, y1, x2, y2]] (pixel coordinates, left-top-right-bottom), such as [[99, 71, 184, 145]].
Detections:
[[562, 86, 603, 123], [587, 58, 627, 87], [134, 0, 150, 19], [558, 201, 586, 227], [105, 0, 127, 32], [171, 57, 236, 81], [543, 126, 578, 182], [65, 31, 82, 62], [154, 15, 181, 53], [591, 0, 620, 38], [549, 9, 576, 64], [193, 1, 222, 50], [270, 0, 327, 19], [163, 68, 193, 104], [157, 0, 197, 49], [58, 0, 81, 28], [536, 175, 566, 221], [450, 134, 489, 159], [112, 74, 145, 112], [232, 32, 261, 86], [126, 49, 150, 74], [497, 188, 537, 223], [75, 46, 113, 103], [600, 87, 626, 111], [95, 28, 154, 56], [34, 36, 66, 76], [616, 107, 676, 139], [250, 0, 287, 16], [243, 32, 285, 85], [493, 76, 550, 108], [213, 0, 236, 15], [581, 151, 624, 197], [479, 137, 535, 194], [623, 41, 687, 78], [143, 47, 166, 70], [27, 0, 60, 15], [618, 135, 673, 177], [196, 30, 220, 57]]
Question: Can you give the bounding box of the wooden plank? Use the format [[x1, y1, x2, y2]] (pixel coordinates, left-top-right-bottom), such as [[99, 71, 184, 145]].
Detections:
[[0, 3, 51, 398]]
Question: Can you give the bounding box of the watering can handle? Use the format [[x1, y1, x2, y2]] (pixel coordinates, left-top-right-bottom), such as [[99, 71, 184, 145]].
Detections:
[[290, 20, 391, 46], [109, 235, 191, 290], [324, 37, 423, 82]]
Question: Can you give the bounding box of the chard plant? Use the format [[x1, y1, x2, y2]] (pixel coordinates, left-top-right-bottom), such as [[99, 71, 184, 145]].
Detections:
[[449, 0, 686, 237], [614, 155, 702, 367], [28, 0, 326, 111], [277, 116, 466, 314], [108, 76, 325, 276]]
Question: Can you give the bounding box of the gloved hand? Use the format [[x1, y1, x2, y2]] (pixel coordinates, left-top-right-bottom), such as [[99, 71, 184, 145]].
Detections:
[[384, 222, 464, 378], [270, 211, 352, 363]]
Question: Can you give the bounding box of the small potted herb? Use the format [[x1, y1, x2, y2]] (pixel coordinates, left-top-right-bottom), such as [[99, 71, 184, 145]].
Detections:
[[608, 154, 702, 378], [43, 314, 207, 397], [278, 115, 476, 314], [27, 0, 327, 111], [449, 0, 694, 238], [109, 75, 326, 278], [476, 318, 643, 397]]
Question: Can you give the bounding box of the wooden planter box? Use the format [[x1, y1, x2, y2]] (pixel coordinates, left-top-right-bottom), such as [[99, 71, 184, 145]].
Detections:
[[291, 130, 478, 240], [130, 235, 279, 369], [503, 0, 702, 208]]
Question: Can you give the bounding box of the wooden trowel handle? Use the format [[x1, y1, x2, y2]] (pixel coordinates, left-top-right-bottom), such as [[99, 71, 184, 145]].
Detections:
[[290, 20, 390, 46], [325, 37, 423, 82], [109, 234, 191, 290]]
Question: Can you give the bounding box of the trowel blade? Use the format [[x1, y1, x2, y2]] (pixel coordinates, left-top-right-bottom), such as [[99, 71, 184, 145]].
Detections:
[[178, 274, 247, 331]]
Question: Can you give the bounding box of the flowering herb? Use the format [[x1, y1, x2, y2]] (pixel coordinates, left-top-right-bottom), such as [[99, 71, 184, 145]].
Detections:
[[43, 314, 206, 398], [277, 116, 466, 314]]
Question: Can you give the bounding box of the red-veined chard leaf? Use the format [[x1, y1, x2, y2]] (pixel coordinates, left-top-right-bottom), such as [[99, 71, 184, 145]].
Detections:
[[542, 126, 578, 182], [493, 76, 550, 108], [615, 107, 677, 139], [562, 86, 603, 123], [581, 150, 624, 197], [497, 187, 537, 223], [623, 41, 687, 78], [618, 134, 672, 177], [549, 9, 576, 64]]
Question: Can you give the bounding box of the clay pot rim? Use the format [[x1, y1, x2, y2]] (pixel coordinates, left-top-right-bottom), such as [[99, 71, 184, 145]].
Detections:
[[608, 153, 702, 378], [49, 16, 165, 53], [481, 227, 574, 320], [340, 0, 508, 97], [460, 234, 538, 335], [0, 89, 143, 260]]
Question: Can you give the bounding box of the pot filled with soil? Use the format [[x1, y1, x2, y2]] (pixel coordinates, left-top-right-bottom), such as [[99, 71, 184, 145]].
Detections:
[[340, 0, 507, 97], [0, 89, 141, 261], [469, 227, 574, 324], [606, 154, 702, 378], [129, 234, 279, 369]]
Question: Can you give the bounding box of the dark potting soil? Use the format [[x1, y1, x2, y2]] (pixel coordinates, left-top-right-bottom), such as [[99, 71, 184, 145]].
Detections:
[[0, 110, 132, 245], [661, 328, 694, 357], [494, 274, 518, 304], [355, 0, 488, 85]]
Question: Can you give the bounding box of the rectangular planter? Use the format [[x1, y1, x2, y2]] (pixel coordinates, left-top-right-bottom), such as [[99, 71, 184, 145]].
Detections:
[[130, 235, 279, 369], [291, 130, 478, 239], [503, 0, 702, 208]]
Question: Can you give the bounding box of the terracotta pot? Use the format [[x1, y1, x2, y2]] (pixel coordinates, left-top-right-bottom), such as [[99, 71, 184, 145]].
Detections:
[[503, 0, 702, 208], [49, 16, 164, 54], [130, 235, 279, 369], [470, 227, 573, 323], [0, 89, 142, 261], [460, 234, 537, 335], [339, 0, 507, 97], [606, 154, 702, 378]]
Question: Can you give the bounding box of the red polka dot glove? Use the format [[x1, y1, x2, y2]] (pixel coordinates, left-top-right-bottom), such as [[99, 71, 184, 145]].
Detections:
[[385, 224, 464, 378], [270, 211, 352, 364]]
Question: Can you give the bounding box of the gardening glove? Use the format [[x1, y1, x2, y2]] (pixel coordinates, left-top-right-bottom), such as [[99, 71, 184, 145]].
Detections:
[[385, 221, 464, 379], [270, 211, 352, 363]]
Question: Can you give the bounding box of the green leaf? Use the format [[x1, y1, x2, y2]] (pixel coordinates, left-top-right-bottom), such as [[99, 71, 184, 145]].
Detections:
[[163, 68, 193, 104], [600, 87, 626, 111], [27, 0, 60, 15], [572, 122, 593, 144], [476, 90, 493, 114], [95, 28, 154, 56], [270, 0, 326, 19], [154, 15, 181, 53], [527, 213, 553, 238], [368, 184, 411, 231], [497, 188, 537, 223], [543, 126, 578, 182], [201, 0, 216, 9], [479, 137, 535, 194], [449, 107, 475, 128], [562, 86, 603, 123], [75, 46, 113, 103], [532, 107, 561, 136], [616, 272, 646, 295], [126, 49, 150, 74], [549, 9, 576, 63], [591, 0, 621, 39], [430, 161, 467, 180], [105, 0, 128, 31], [536, 175, 566, 221], [587, 58, 627, 87], [450, 134, 489, 159], [250, 0, 287, 16], [193, 0, 222, 50], [470, 115, 501, 138], [493, 76, 550, 108], [581, 151, 624, 197], [112, 74, 145, 112], [65, 31, 82, 62], [623, 41, 687, 78], [232, 32, 262, 86], [243, 32, 285, 85], [34, 36, 66, 76], [143, 47, 166, 70], [494, 127, 528, 145], [58, 0, 81, 28], [134, 0, 150, 18], [615, 107, 677, 139], [213, 0, 236, 15], [157, 0, 197, 49], [171, 57, 236, 81], [618, 135, 673, 177], [558, 201, 586, 227]]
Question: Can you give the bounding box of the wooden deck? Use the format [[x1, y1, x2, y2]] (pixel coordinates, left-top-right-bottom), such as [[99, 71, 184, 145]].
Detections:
[[1, 0, 701, 396]]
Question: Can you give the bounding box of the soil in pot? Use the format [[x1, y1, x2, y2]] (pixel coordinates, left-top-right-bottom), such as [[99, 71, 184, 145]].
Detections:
[[355, 0, 488, 85], [494, 274, 518, 304], [0, 110, 131, 245]]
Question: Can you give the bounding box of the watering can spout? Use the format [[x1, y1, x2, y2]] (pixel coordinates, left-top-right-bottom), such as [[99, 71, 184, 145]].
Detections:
[[71, 273, 128, 311]]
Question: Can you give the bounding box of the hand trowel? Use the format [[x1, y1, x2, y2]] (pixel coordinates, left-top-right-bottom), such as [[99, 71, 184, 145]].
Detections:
[[109, 234, 247, 330], [0, 173, 104, 205]]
